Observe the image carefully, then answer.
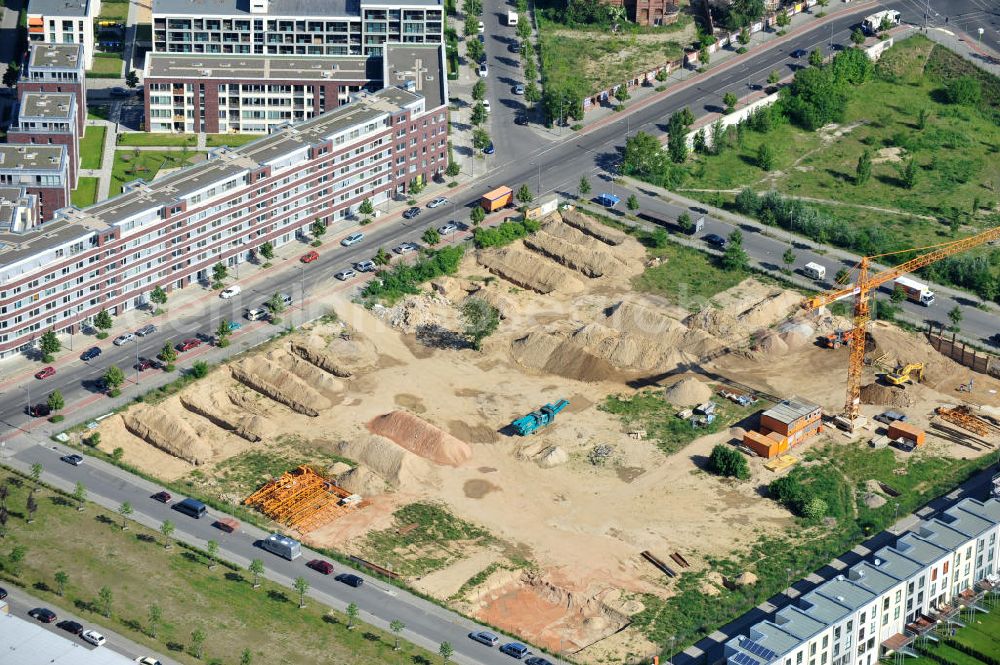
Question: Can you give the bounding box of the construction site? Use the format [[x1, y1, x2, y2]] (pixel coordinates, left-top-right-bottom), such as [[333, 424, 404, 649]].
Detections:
[[75, 208, 1000, 662]]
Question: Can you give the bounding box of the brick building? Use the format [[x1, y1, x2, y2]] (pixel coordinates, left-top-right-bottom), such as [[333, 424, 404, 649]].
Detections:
[[8, 92, 81, 189], [18, 43, 87, 135], [0, 145, 70, 224]]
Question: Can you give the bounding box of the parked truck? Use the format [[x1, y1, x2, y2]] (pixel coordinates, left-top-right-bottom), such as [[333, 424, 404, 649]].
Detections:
[[893, 276, 935, 306], [480, 185, 513, 212], [802, 262, 826, 280], [507, 10, 518, 26], [862, 10, 900, 34]]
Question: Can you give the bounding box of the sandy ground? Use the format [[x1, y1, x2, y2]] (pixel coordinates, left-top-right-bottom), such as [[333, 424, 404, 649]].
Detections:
[[84, 212, 1000, 661]]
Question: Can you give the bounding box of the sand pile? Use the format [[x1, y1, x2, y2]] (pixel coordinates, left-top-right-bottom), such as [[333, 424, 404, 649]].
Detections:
[[778, 321, 815, 349], [511, 329, 622, 382], [179, 392, 268, 442], [864, 492, 887, 509], [524, 230, 618, 278], [478, 246, 584, 294], [122, 406, 211, 465], [266, 349, 345, 397], [230, 356, 331, 416], [860, 383, 913, 408], [431, 276, 473, 302], [755, 333, 789, 357], [373, 294, 459, 333], [687, 283, 801, 344], [560, 208, 629, 245], [607, 301, 720, 357], [367, 410, 473, 467], [535, 446, 569, 468], [470, 285, 518, 319], [664, 377, 713, 406], [336, 465, 387, 496], [330, 435, 431, 488]]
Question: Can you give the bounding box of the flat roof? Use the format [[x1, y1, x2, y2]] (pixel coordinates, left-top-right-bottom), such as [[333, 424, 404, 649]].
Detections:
[[796, 591, 851, 625], [762, 396, 821, 425], [893, 533, 951, 566], [850, 561, 901, 596], [17, 92, 75, 120], [28, 43, 84, 70], [952, 497, 1000, 527], [146, 53, 373, 82], [0, 145, 66, 172], [0, 612, 136, 665], [384, 43, 443, 110], [815, 577, 875, 611], [28, 0, 93, 17], [153, 0, 358, 17], [919, 519, 974, 551]]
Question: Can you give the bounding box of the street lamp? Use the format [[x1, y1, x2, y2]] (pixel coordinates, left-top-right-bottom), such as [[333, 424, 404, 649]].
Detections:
[[669, 636, 676, 665], [20, 386, 30, 415]]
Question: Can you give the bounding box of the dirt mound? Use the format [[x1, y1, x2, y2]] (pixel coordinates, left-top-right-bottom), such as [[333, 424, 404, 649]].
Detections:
[[511, 329, 623, 382], [179, 392, 268, 442], [367, 410, 473, 467], [664, 377, 713, 406], [266, 348, 345, 397], [290, 333, 378, 378], [471, 286, 518, 319], [372, 293, 460, 334], [608, 301, 720, 357], [478, 246, 584, 294], [336, 465, 387, 496], [122, 406, 212, 465], [860, 383, 913, 408], [230, 356, 331, 416], [524, 230, 618, 278], [686, 281, 801, 344], [560, 208, 628, 245], [864, 492, 887, 509], [431, 276, 474, 302], [536, 446, 569, 468], [330, 435, 431, 488], [755, 333, 789, 357]]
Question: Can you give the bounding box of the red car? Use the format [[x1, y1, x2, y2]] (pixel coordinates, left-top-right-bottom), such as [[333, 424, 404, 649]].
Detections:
[[300, 250, 319, 264], [151, 491, 172, 503], [177, 338, 201, 352], [34, 366, 56, 380], [306, 559, 334, 575]]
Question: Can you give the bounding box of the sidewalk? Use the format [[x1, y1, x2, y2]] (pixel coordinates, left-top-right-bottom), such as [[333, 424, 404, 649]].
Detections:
[[80, 119, 119, 202]]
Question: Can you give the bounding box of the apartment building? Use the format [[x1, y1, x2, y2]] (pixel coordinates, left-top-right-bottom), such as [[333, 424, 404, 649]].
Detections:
[[8, 92, 81, 189], [18, 44, 88, 136], [726, 498, 1000, 665], [0, 78, 447, 357], [0, 188, 38, 233], [26, 0, 101, 69], [0, 145, 70, 224]]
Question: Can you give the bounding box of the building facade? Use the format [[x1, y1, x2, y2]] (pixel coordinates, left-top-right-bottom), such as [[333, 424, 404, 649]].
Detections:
[[0, 145, 70, 224], [18, 44, 88, 136], [26, 0, 101, 69], [0, 83, 447, 357], [8, 92, 81, 189], [726, 498, 1000, 665]]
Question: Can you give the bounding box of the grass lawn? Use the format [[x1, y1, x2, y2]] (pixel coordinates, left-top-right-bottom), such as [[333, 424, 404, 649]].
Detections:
[[88, 105, 110, 121], [951, 604, 1000, 656], [71, 177, 100, 208], [0, 469, 436, 665], [635, 240, 747, 308], [917, 641, 989, 665], [111, 150, 204, 195], [79, 126, 107, 169], [118, 133, 198, 147], [207, 134, 265, 148], [87, 54, 124, 78], [97, 0, 129, 21]]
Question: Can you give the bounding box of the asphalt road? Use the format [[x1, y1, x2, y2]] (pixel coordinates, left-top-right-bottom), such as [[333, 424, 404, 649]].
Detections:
[[898, 0, 1000, 53]]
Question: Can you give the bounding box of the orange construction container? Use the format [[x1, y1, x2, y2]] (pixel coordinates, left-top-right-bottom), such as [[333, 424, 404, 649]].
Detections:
[[480, 186, 513, 212], [888, 421, 925, 446], [744, 431, 783, 458]]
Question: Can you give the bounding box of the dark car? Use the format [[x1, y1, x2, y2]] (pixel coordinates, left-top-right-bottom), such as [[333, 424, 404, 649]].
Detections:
[[61, 454, 84, 466], [874, 411, 908, 426], [135, 357, 156, 371], [514, 114, 528, 126], [29, 607, 57, 623], [81, 346, 102, 361], [177, 338, 202, 352], [791, 48, 808, 58], [335, 573, 364, 587], [402, 207, 421, 219], [57, 620, 84, 635], [483, 142, 495, 155], [307, 559, 335, 575], [526, 658, 555, 665], [0, 587, 6, 600], [500, 642, 531, 659], [151, 491, 172, 503], [704, 233, 727, 248], [27, 403, 51, 417]]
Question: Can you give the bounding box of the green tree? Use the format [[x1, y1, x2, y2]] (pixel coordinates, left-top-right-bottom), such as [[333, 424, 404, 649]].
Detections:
[[738, 27, 750, 45], [466, 38, 484, 64], [699, 45, 709, 66], [900, 158, 918, 190], [757, 143, 775, 171], [30, 463, 42, 488], [473, 128, 491, 151], [855, 149, 872, 185], [627, 194, 640, 211], [212, 262, 228, 284], [150, 285, 168, 309], [191, 628, 207, 659], [265, 293, 286, 315], [516, 19, 530, 41], [249, 558, 264, 588], [445, 160, 461, 177], [26, 494, 37, 523], [723, 91, 738, 113], [346, 602, 359, 629], [767, 69, 780, 85], [216, 320, 232, 347], [94, 309, 113, 332], [721, 229, 749, 271], [614, 84, 630, 103], [112, 447, 124, 462], [578, 176, 591, 198], [706, 444, 750, 479], [667, 112, 688, 164], [39, 330, 60, 361], [73, 481, 86, 511], [470, 206, 486, 226], [159, 341, 178, 364], [190, 360, 210, 379], [47, 390, 64, 413], [803, 497, 828, 520], [830, 47, 874, 85], [461, 297, 500, 350], [125, 69, 139, 88], [259, 241, 274, 261], [421, 228, 441, 246], [809, 49, 824, 68], [948, 305, 963, 332], [693, 128, 707, 153], [523, 81, 541, 105], [98, 585, 113, 617], [782, 247, 796, 270], [945, 76, 981, 106], [374, 247, 392, 266], [2, 62, 19, 88], [118, 501, 133, 531], [725, 0, 766, 28], [160, 520, 175, 549], [440, 641, 454, 664], [470, 101, 487, 126], [516, 184, 534, 205], [104, 365, 125, 395], [775, 10, 790, 30], [851, 27, 866, 45], [710, 119, 726, 155], [206, 540, 220, 569], [8, 545, 27, 575], [784, 66, 847, 130], [916, 108, 930, 130], [624, 131, 668, 176], [54, 570, 69, 596], [310, 220, 327, 242], [472, 78, 486, 101], [390, 619, 405, 650], [294, 576, 309, 608], [359, 197, 375, 216], [677, 211, 694, 234], [148, 603, 163, 638]]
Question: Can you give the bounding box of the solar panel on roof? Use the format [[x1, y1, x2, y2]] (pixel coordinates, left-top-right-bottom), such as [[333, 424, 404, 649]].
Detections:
[[733, 652, 762, 665], [743, 640, 778, 661]]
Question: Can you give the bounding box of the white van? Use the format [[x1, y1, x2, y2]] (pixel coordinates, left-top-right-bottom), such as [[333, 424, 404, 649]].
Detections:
[[507, 10, 518, 26], [803, 262, 826, 280]]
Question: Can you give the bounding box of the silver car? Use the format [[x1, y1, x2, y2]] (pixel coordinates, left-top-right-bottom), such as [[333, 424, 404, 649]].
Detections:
[[437, 223, 459, 235], [340, 232, 365, 246], [393, 242, 420, 254], [113, 332, 136, 346], [427, 196, 448, 208], [335, 269, 357, 281]]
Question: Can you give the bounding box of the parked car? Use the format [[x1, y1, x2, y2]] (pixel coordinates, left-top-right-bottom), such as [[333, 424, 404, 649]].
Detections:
[[594, 193, 620, 207], [393, 242, 420, 254], [0, 587, 6, 600], [478, 62, 488, 77], [334, 269, 357, 281], [29, 608, 57, 623], [477, 20, 484, 32], [113, 332, 135, 346], [214, 517, 240, 533], [500, 643, 531, 659], [177, 338, 202, 352], [512, 84, 525, 95], [509, 41, 521, 53], [483, 142, 495, 155], [791, 48, 808, 58], [300, 250, 319, 263], [514, 114, 528, 126], [704, 233, 728, 249], [437, 222, 459, 235], [874, 411, 908, 425], [27, 403, 51, 417], [81, 629, 106, 646], [60, 454, 84, 466], [307, 559, 335, 575], [134, 357, 156, 371], [341, 232, 365, 246], [35, 366, 56, 380], [81, 346, 102, 361], [57, 620, 83, 635], [135, 324, 157, 337], [220, 285, 242, 299], [402, 207, 421, 219], [482, 99, 491, 113], [245, 308, 269, 322], [468, 630, 500, 647], [226, 320, 242, 332], [135, 658, 163, 665], [354, 260, 377, 272], [151, 491, 172, 503], [427, 196, 448, 208], [335, 573, 364, 587], [526, 658, 555, 665]]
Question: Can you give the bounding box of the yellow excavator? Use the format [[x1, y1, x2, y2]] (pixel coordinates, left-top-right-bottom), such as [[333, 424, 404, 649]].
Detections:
[[884, 362, 925, 387]]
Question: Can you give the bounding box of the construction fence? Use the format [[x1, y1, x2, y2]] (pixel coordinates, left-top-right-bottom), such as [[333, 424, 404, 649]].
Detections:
[[926, 327, 1000, 379]]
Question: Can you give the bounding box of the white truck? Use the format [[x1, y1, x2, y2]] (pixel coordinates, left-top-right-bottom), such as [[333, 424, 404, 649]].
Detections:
[[893, 276, 935, 306], [803, 262, 826, 280], [507, 10, 518, 26], [862, 10, 900, 35]]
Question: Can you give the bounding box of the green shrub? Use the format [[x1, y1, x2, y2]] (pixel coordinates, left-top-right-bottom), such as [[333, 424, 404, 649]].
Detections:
[[361, 246, 465, 303], [472, 219, 540, 249], [706, 444, 750, 480]]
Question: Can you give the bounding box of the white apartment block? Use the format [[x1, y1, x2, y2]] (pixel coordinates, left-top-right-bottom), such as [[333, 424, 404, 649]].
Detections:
[[726, 497, 1000, 665], [27, 0, 101, 69]]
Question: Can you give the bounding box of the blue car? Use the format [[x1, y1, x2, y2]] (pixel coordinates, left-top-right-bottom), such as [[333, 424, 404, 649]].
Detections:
[[595, 193, 620, 207], [226, 320, 242, 332], [483, 142, 495, 155], [80, 346, 101, 361]]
